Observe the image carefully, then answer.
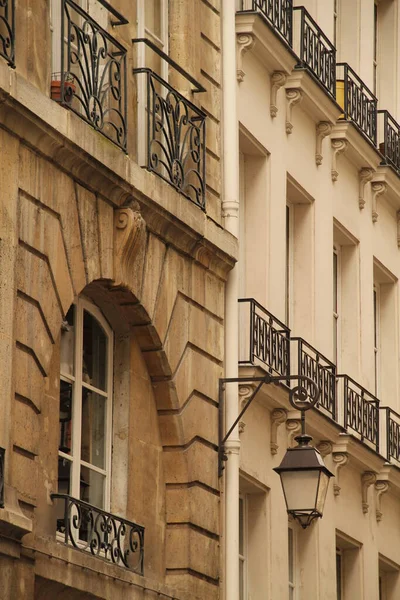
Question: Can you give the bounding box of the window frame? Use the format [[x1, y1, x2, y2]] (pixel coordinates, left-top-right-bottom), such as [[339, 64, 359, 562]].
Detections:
[[58, 296, 114, 511]]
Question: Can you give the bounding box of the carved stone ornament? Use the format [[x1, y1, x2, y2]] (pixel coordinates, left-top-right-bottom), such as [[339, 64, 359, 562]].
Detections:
[[270, 72, 287, 118], [316, 441, 333, 458], [285, 89, 303, 134], [315, 122, 332, 166], [236, 33, 255, 82], [331, 139, 348, 181], [332, 452, 348, 496], [238, 385, 254, 436], [358, 168, 374, 210], [371, 181, 387, 223], [286, 418, 301, 447], [270, 408, 288, 455], [375, 481, 390, 522], [361, 471, 377, 514], [113, 201, 146, 289]]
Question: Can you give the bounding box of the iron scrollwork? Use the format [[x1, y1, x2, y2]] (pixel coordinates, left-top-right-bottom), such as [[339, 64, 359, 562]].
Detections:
[[378, 110, 400, 173], [337, 63, 377, 145], [146, 71, 206, 209], [0, 0, 15, 67], [52, 494, 144, 575], [59, 0, 127, 150], [296, 338, 336, 419], [340, 375, 379, 451], [246, 0, 293, 46]]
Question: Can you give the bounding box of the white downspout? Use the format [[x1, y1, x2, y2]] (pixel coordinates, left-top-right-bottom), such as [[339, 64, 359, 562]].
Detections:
[[222, 2, 240, 600]]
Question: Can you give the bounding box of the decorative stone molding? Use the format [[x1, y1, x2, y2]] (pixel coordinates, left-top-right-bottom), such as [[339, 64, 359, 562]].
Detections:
[[286, 418, 301, 447], [238, 385, 254, 435], [361, 471, 377, 514], [315, 122, 332, 166], [371, 181, 387, 223], [397, 211, 400, 247], [270, 408, 288, 455], [332, 452, 348, 496], [236, 33, 255, 82], [270, 72, 287, 118], [317, 441, 333, 458], [114, 201, 146, 289], [331, 139, 348, 181], [358, 168, 374, 210], [285, 89, 303, 134], [375, 481, 390, 522]]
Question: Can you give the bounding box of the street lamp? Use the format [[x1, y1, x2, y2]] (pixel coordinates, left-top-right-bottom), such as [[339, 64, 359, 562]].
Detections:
[[273, 385, 334, 528]]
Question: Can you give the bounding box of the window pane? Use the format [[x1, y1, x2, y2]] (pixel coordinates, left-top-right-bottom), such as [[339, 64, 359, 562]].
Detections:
[[239, 558, 244, 600], [58, 456, 72, 495], [336, 551, 342, 600], [60, 306, 75, 377], [81, 388, 106, 469], [83, 310, 107, 391], [59, 380, 73, 455], [239, 497, 244, 554], [145, 0, 162, 38], [333, 252, 338, 312], [80, 465, 105, 508], [288, 528, 294, 582]]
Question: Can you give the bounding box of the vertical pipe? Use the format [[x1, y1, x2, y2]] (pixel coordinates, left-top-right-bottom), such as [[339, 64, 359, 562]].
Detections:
[[222, 2, 240, 600]]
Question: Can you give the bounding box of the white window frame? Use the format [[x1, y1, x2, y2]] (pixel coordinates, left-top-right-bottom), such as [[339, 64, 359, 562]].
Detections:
[[51, 0, 90, 76], [333, 245, 341, 367], [58, 296, 113, 511], [288, 525, 296, 600], [239, 495, 248, 600], [373, 283, 380, 396]]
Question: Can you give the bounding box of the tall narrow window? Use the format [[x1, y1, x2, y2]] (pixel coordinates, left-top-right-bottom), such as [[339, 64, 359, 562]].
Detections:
[[58, 297, 113, 510], [333, 247, 340, 366], [373, 284, 380, 396], [285, 205, 293, 327], [373, 2, 378, 94], [336, 548, 343, 600], [288, 527, 295, 599], [239, 496, 247, 600]]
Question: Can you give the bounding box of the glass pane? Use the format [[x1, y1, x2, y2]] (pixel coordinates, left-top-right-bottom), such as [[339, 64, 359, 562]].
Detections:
[[239, 497, 244, 554], [145, 0, 162, 38], [82, 310, 107, 391], [316, 472, 330, 514], [288, 528, 294, 582], [336, 551, 342, 600], [58, 456, 72, 495], [281, 470, 320, 511], [333, 252, 338, 312], [80, 465, 105, 508], [81, 388, 106, 469], [60, 306, 75, 377], [59, 380, 73, 455], [239, 558, 244, 600]]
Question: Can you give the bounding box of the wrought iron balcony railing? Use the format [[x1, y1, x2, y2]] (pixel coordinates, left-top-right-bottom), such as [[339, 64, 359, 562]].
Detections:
[[380, 407, 400, 464], [377, 110, 400, 173], [293, 7, 336, 98], [0, 0, 14, 67], [0, 447, 4, 508], [336, 63, 377, 145], [51, 494, 144, 575], [133, 39, 206, 210], [54, 0, 128, 150], [292, 338, 336, 420], [239, 298, 290, 378], [338, 375, 379, 452], [238, 0, 293, 47]]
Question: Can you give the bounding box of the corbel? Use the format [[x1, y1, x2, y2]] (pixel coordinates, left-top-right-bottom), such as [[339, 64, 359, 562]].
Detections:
[[331, 139, 348, 182], [371, 181, 387, 223], [270, 408, 288, 455], [315, 122, 332, 166], [332, 452, 348, 496], [375, 481, 390, 522], [286, 418, 301, 447], [358, 168, 375, 210], [236, 33, 255, 83], [114, 200, 146, 289], [285, 89, 303, 134], [238, 385, 254, 435], [361, 471, 377, 514], [397, 210, 400, 247], [270, 72, 287, 118], [316, 441, 333, 458]]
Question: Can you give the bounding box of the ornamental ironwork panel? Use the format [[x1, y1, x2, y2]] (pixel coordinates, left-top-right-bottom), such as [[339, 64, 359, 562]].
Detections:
[[380, 407, 400, 462], [294, 338, 336, 419], [57, 0, 127, 150], [0, 447, 4, 508], [377, 110, 400, 173], [239, 0, 293, 46], [142, 70, 206, 209], [51, 494, 144, 575], [0, 0, 14, 67], [239, 299, 290, 378], [337, 63, 377, 145], [294, 7, 336, 98], [340, 375, 379, 451]]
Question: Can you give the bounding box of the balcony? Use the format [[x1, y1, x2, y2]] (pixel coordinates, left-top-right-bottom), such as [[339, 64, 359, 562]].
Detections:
[[380, 408, 400, 464], [0, 0, 14, 67], [51, 494, 144, 574], [337, 375, 379, 452], [293, 7, 336, 99], [52, 0, 128, 151], [238, 0, 293, 47], [336, 63, 377, 145], [377, 110, 400, 174], [239, 298, 290, 378], [133, 39, 207, 210]]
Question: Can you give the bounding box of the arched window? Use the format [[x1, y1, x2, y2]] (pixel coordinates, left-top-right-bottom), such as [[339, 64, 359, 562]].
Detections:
[[58, 297, 113, 510]]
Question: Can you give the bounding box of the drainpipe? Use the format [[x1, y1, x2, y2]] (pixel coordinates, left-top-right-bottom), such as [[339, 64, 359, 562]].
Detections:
[[222, 2, 240, 600]]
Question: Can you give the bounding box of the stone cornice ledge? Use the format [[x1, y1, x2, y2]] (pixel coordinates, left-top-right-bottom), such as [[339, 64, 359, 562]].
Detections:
[[0, 64, 237, 280], [285, 70, 342, 126], [331, 121, 381, 172], [332, 433, 385, 474], [235, 12, 297, 75]]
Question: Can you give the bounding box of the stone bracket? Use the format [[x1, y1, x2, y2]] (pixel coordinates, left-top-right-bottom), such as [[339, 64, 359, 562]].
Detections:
[[285, 89, 303, 134], [113, 201, 146, 290], [236, 33, 255, 82], [358, 168, 375, 210], [270, 72, 287, 118], [270, 408, 288, 455], [361, 471, 377, 514], [317, 441, 333, 458], [332, 452, 348, 496], [331, 139, 348, 182], [371, 180, 387, 223], [315, 122, 332, 166], [375, 481, 390, 522], [238, 385, 255, 435], [286, 418, 301, 447]]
